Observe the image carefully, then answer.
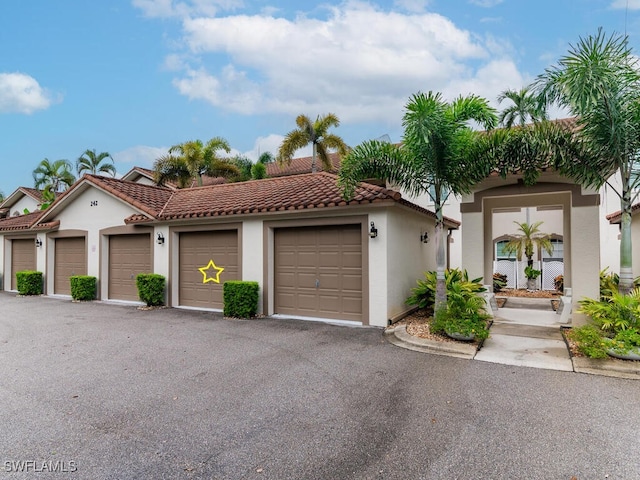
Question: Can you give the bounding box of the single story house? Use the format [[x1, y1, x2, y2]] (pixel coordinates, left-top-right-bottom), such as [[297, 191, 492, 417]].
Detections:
[[0, 172, 458, 327]]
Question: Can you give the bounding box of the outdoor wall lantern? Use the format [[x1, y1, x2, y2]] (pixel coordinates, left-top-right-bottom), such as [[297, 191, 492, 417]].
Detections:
[[35, 238, 43, 248], [420, 231, 429, 243], [156, 233, 165, 245], [369, 222, 378, 239]]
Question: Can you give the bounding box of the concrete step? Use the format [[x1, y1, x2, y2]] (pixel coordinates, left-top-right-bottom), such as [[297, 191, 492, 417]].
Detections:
[[490, 322, 563, 340], [497, 296, 556, 311]]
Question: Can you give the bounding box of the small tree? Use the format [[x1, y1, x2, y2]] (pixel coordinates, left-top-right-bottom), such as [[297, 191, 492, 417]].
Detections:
[[502, 221, 553, 267], [278, 113, 348, 173]]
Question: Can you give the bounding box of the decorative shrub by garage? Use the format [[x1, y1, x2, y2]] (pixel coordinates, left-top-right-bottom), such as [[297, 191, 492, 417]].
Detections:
[[16, 270, 43, 296], [223, 281, 259, 318], [136, 273, 165, 306], [70, 275, 96, 301]]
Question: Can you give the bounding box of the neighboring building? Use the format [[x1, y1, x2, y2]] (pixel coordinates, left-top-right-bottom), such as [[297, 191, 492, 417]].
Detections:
[[0, 173, 458, 327], [0, 187, 48, 218]]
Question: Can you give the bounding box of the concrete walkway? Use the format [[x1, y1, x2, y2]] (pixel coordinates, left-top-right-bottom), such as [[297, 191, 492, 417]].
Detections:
[[475, 298, 573, 371], [386, 296, 640, 378]]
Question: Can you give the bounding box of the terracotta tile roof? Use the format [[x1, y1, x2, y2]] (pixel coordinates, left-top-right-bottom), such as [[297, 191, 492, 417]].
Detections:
[[0, 211, 46, 231], [123, 172, 458, 228], [606, 204, 640, 224], [266, 152, 342, 177], [83, 174, 173, 217], [0, 186, 47, 210]]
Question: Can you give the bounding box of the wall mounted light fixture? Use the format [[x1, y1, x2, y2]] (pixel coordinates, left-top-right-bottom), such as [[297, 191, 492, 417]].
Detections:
[[369, 222, 378, 239], [420, 231, 429, 243], [157, 233, 165, 245], [35, 238, 43, 248]]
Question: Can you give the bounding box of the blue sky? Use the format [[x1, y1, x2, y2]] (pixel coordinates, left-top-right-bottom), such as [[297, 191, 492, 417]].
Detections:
[[1, 0, 639, 196]]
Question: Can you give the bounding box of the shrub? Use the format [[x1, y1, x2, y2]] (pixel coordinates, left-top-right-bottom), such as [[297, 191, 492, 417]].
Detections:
[[70, 275, 96, 301], [599, 268, 640, 300], [406, 268, 486, 309], [16, 270, 43, 296], [493, 273, 507, 292], [430, 281, 490, 340], [554, 274, 564, 293], [566, 325, 609, 359], [223, 281, 259, 318], [135, 273, 165, 307], [578, 288, 640, 333], [608, 328, 640, 355]]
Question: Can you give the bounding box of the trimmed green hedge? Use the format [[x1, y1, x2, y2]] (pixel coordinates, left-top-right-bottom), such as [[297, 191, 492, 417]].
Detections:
[[223, 281, 259, 318], [136, 273, 165, 306], [16, 270, 43, 296], [70, 275, 96, 301]]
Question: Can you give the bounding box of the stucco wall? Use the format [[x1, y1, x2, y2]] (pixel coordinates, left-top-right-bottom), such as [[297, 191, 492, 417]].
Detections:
[[384, 206, 436, 324], [45, 186, 143, 290], [8, 197, 40, 216]]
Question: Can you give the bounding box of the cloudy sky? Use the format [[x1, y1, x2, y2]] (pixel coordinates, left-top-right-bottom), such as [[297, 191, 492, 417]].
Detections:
[[1, 0, 639, 195]]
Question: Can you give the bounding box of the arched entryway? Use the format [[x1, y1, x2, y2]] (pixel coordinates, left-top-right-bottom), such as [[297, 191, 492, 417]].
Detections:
[[460, 173, 601, 324]]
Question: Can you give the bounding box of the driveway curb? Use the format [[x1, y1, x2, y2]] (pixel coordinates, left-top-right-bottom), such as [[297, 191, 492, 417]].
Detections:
[[387, 325, 640, 380], [385, 325, 477, 359], [572, 357, 640, 380]]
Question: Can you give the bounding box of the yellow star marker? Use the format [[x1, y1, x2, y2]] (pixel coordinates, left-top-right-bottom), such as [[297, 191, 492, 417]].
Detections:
[[198, 259, 225, 284]]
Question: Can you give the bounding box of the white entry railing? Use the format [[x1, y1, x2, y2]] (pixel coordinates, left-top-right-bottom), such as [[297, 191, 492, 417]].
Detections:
[[493, 260, 562, 291]]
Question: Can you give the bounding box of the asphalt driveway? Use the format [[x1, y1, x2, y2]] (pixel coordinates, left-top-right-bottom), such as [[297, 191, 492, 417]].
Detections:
[[0, 292, 638, 480]]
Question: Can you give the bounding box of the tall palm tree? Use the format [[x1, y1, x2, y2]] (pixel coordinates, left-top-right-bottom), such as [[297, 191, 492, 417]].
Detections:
[[33, 158, 76, 192], [277, 113, 348, 173], [497, 87, 548, 128], [535, 28, 640, 294], [77, 149, 116, 177], [339, 91, 497, 311], [153, 137, 238, 188], [502, 221, 553, 267]]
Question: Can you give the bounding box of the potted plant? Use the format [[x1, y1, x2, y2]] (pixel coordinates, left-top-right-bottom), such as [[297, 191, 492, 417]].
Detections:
[[524, 265, 541, 291], [573, 288, 640, 360], [430, 281, 490, 342]]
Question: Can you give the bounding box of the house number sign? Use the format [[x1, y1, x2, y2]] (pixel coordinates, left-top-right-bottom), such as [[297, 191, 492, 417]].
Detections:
[[90, 200, 98, 207]]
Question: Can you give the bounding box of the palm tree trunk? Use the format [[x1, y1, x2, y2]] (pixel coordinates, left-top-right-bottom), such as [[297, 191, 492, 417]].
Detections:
[[434, 203, 447, 313], [619, 194, 633, 295], [311, 143, 317, 173]]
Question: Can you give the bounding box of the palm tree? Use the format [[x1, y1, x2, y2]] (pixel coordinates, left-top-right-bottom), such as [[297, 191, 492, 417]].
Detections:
[[33, 158, 76, 192], [77, 149, 116, 177], [277, 113, 349, 173], [258, 151, 274, 164], [338, 91, 497, 311], [497, 87, 547, 128], [535, 28, 640, 294], [153, 137, 238, 188], [502, 221, 553, 267]]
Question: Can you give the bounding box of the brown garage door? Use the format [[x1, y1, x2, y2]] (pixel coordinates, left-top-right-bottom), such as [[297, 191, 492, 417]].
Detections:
[[179, 230, 239, 309], [11, 238, 36, 290], [109, 234, 152, 301], [274, 225, 363, 322], [54, 237, 87, 295]]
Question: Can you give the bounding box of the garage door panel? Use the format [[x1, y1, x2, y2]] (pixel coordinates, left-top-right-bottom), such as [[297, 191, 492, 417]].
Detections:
[[109, 234, 152, 301], [11, 239, 37, 290], [274, 225, 363, 322], [54, 237, 87, 295], [179, 230, 239, 309]]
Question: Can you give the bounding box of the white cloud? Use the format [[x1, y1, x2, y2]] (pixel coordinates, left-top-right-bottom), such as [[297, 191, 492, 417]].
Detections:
[[132, 0, 243, 18], [611, 0, 640, 9], [167, 3, 509, 122], [447, 59, 529, 106], [0, 73, 56, 114], [112, 145, 168, 167]]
